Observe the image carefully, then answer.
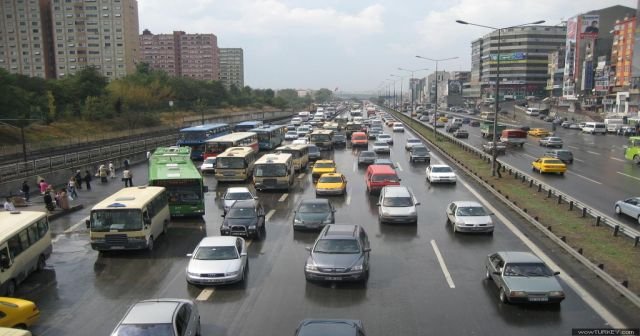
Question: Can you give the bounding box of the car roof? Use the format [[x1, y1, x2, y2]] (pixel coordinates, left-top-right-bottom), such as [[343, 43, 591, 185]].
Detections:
[[297, 319, 362, 336], [360, 151, 375, 155], [199, 236, 240, 247], [368, 165, 396, 173], [382, 185, 411, 197], [374, 158, 393, 163], [226, 187, 250, 193], [320, 173, 343, 178], [122, 299, 190, 324], [430, 164, 451, 168], [300, 198, 331, 206], [315, 160, 335, 164], [452, 200, 482, 208], [497, 251, 543, 263], [321, 224, 360, 239]]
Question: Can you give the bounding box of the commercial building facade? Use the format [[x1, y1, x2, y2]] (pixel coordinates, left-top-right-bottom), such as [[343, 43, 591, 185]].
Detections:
[[546, 47, 565, 97], [219, 47, 243, 89]]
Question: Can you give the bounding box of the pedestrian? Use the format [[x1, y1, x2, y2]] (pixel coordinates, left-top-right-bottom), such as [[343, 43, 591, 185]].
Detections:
[[74, 170, 83, 190], [21, 181, 30, 202], [39, 179, 49, 195], [109, 161, 116, 179], [99, 164, 108, 183], [68, 177, 78, 199], [3, 197, 16, 212], [495, 160, 502, 178], [84, 170, 92, 190], [43, 191, 54, 212], [57, 188, 70, 210], [123, 169, 133, 187], [123, 158, 130, 170]]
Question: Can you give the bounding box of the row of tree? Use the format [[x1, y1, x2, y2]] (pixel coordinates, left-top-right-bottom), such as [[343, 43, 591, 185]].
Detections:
[[0, 64, 334, 129]]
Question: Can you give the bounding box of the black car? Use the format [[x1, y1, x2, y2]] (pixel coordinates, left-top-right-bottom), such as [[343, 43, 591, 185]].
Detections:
[[220, 200, 266, 240], [293, 199, 335, 230], [470, 120, 481, 127], [332, 134, 347, 147], [308, 145, 321, 161], [294, 319, 366, 336], [409, 145, 430, 163], [445, 124, 459, 133], [545, 149, 573, 164]]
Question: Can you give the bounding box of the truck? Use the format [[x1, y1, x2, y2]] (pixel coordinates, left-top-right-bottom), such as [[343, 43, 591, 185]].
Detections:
[[604, 118, 624, 133], [480, 121, 507, 139]]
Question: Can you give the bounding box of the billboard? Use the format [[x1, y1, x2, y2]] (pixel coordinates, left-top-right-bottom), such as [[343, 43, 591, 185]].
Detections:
[[447, 80, 462, 95], [580, 14, 600, 38], [563, 16, 578, 81]]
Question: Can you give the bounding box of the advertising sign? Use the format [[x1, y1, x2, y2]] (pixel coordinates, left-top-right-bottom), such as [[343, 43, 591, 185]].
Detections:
[[580, 14, 600, 38], [563, 17, 578, 81], [447, 80, 462, 95]]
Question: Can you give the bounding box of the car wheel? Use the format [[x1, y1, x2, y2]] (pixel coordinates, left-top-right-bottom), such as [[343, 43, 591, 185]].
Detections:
[[488, 230, 494, 236], [499, 288, 509, 303], [12, 324, 27, 330], [37, 254, 46, 271], [147, 236, 154, 252], [634, 155, 640, 165], [615, 205, 622, 215], [5, 279, 16, 297]]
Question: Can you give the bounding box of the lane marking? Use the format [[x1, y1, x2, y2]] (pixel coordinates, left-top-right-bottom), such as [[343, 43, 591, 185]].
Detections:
[[346, 193, 351, 205], [457, 178, 625, 328], [430, 240, 455, 289], [353, 161, 357, 172], [265, 209, 276, 221], [617, 171, 640, 182], [568, 145, 579, 150], [573, 158, 584, 163], [196, 288, 215, 301], [64, 216, 88, 233], [610, 157, 625, 162], [523, 153, 537, 160], [278, 193, 288, 202], [396, 162, 403, 171], [566, 171, 602, 185], [298, 173, 306, 179], [586, 151, 601, 155]]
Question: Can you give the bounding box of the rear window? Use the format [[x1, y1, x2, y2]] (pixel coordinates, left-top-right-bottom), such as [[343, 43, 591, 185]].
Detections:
[[372, 174, 399, 182], [544, 159, 563, 164]]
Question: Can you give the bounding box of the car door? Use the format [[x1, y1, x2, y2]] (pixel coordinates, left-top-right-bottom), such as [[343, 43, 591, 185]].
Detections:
[[446, 203, 456, 223], [623, 198, 640, 217], [359, 228, 370, 270], [488, 254, 505, 285]]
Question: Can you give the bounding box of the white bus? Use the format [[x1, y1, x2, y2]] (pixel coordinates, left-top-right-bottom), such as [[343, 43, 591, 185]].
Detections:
[[253, 153, 295, 190], [214, 146, 258, 182], [86, 186, 170, 252], [0, 211, 52, 296]]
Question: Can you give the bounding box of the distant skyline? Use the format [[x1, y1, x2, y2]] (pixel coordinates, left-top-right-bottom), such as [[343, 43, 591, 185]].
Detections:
[[138, 0, 636, 91]]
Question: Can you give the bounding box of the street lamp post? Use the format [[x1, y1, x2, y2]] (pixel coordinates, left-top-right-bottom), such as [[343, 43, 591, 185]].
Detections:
[[456, 19, 545, 177], [391, 74, 404, 112], [398, 67, 429, 116], [415, 56, 459, 138]]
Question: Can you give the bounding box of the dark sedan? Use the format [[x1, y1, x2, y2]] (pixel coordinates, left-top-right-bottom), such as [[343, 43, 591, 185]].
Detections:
[[293, 199, 335, 230], [220, 200, 266, 240]]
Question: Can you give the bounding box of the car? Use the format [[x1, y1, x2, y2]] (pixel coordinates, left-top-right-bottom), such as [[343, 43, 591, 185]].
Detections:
[[544, 116, 555, 122], [332, 134, 347, 147], [453, 129, 469, 138], [376, 133, 393, 145], [614, 197, 640, 224], [419, 115, 430, 122], [199, 157, 216, 174], [528, 128, 551, 137], [539, 136, 563, 148], [222, 187, 257, 214], [544, 149, 573, 164], [378, 186, 419, 224], [0, 297, 39, 330], [385, 119, 396, 126], [291, 117, 303, 126], [316, 173, 347, 196], [373, 158, 396, 170], [220, 200, 267, 239], [296, 126, 312, 138], [368, 128, 382, 139], [308, 145, 321, 161], [445, 124, 459, 133], [618, 125, 637, 136], [311, 160, 337, 180], [372, 141, 390, 154], [561, 121, 571, 128], [485, 251, 565, 304], [304, 224, 370, 282], [531, 157, 566, 175], [110, 299, 201, 336], [426, 164, 457, 183], [392, 123, 405, 132], [462, 117, 471, 124], [470, 120, 481, 127], [405, 138, 423, 150], [482, 141, 506, 154], [285, 130, 299, 140], [292, 138, 308, 145], [185, 236, 248, 286], [446, 201, 494, 234], [409, 145, 430, 163], [293, 198, 336, 230], [358, 151, 377, 165], [294, 319, 366, 336], [517, 125, 531, 132]]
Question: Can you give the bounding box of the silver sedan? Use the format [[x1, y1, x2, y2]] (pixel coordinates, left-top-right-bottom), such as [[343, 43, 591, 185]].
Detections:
[[186, 236, 248, 285], [615, 197, 640, 224], [446, 201, 494, 234]]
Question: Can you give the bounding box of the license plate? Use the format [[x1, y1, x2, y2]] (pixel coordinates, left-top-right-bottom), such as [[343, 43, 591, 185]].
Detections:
[[326, 277, 342, 281], [231, 232, 245, 236], [223, 172, 235, 176], [529, 297, 548, 302], [207, 278, 222, 283], [110, 246, 124, 250]]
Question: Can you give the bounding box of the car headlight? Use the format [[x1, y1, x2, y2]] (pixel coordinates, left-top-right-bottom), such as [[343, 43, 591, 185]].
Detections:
[[510, 291, 528, 297], [549, 291, 565, 297], [187, 271, 199, 276], [248, 225, 256, 229], [225, 270, 240, 276], [455, 220, 465, 226], [351, 265, 363, 271], [305, 264, 317, 271], [322, 217, 333, 224], [294, 218, 302, 224]]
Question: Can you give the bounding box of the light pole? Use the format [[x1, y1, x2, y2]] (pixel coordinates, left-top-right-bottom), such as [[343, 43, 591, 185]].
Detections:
[[391, 74, 404, 112], [456, 19, 545, 176], [398, 67, 429, 116], [415, 56, 458, 138]]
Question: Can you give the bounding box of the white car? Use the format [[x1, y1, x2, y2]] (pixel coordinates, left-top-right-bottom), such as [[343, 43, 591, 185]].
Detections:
[[292, 139, 308, 145], [376, 133, 393, 145], [291, 117, 303, 126], [392, 123, 405, 132], [426, 164, 457, 184], [200, 157, 216, 174], [223, 187, 258, 213], [405, 138, 422, 151], [296, 126, 311, 138], [372, 141, 390, 154], [285, 131, 299, 140], [615, 197, 640, 224], [446, 201, 493, 234], [186, 236, 248, 285]]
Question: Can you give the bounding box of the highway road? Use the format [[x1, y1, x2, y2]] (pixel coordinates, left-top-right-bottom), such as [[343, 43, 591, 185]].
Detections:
[[17, 116, 629, 335]]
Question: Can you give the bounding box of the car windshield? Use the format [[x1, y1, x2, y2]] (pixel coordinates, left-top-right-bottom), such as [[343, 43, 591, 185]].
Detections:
[[371, 174, 399, 182], [194, 246, 238, 260], [319, 176, 343, 183], [413, 147, 428, 154], [383, 196, 413, 207], [431, 166, 453, 173], [334, 135, 345, 140], [227, 207, 256, 219], [408, 139, 421, 143], [308, 146, 320, 154], [503, 263, 554, 277], [360, 152, 375, 157], [314, 239, 360, 254], [456, 206, 488, 216], [299, 202, 331, 213], [549, 137, 561, 141], [378, 135, 390, 139], [204, 158, 216, 164], [114, 324, 174, 336], [224, 192, 252, 200], [315, 162, 335, 168]]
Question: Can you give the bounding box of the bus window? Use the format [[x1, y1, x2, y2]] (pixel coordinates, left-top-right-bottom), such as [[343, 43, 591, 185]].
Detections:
[[91, 210, 143, 231], [37, 219, 48, 239], [27, 225, 39, 245], [8, 236, 23, 258], [0, 246, 11, 268]]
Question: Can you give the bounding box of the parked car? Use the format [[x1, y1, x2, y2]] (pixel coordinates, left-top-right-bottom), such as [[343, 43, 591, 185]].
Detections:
[[446, 201, 494, 234], [378, 186, 419, 224], [293, 198, 336, 230], [185, 236, 248, 285], [222, 187, 257, 214], [426, 164, 457, 184], [294, 319, 366, 336], [110, 299, 201, 336], [544, 149, 573, 164], [531, 157, 566, 175], [405, 138, 423, 150], [315, 173, 347, 196], [614, 197, 640, 224], [304, 224, 370, 282], [357, 151, 377, 165], [372, 141, 391, 154], [409, 145, 430, 163], [539, 136, 563, 148], [220, 200, 266, 240], [485, 251, 565, 304], [200, 157, 216, 174], [0, 297, 39, 330], [453, 129, 469, 138]]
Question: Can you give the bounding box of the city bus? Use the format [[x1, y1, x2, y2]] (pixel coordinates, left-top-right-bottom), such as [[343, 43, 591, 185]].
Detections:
[[177, 123, 231, 160], [0, 211, 52, 296], [214, 147, 258, 182], [86, 186, 170, 251], [624, 136, 640, 164], [309, 129, 334, 150], [251, 125, 287, 150], [233, 121, 263, 133], [275, 144, 309, 171], [148, 147, 206, 217], [253, 153, 295, 191], [203, 132, 259, 159]]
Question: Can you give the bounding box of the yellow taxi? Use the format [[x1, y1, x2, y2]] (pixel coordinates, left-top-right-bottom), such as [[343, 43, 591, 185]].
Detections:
[[0, 297, 39, 330], [311, 160, 337, 180], [438, 116, 449, 123], [528, 128, 551, 137], [315, 173, 347, 196], [532, 157, 567, 175]]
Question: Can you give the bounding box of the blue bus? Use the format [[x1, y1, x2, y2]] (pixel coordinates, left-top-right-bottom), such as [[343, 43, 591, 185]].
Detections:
[[177, 123, 231, 160], [250, 125, 287, 150], [234, 121, 264, 132]]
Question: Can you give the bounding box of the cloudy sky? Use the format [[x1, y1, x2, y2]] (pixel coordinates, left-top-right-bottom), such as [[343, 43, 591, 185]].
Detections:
[[138, 0, 636, 92]]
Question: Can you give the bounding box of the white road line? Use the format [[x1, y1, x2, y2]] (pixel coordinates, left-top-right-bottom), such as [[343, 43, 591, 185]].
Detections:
[[298, 173, 306, 179], [611, 157, 625, 162], [566, 171, 602, 185], [617, 171, 640, 182], [64, 216, 88, 233], [265, 209, 276, 221], [457, 178, 625, 328], [353, 161, 357, 172], [573, 158, 584, 163], [430, 240, 455, 289], [278, 193, 288, 202], [396, 162, 403, 172], [346, 193, 351, 205], [568, 145, 579, 150], [523, 154, 537, 160], [195, 288, 215, 301], [586, 151, 601, 155]]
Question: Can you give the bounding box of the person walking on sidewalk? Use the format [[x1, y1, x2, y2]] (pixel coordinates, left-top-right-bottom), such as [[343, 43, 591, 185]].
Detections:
[[99, 164, 108, 183], [4, 198, 16, 212], [57, 188, 70, 210], [68, 177, 78, 199], [39, 179, 49, 195], [109, 161, 116, 179], [123, 169, 133, 187], [21, 181, 30, 202], [84, 170, 92, 190], [74, 170, 83, 190]]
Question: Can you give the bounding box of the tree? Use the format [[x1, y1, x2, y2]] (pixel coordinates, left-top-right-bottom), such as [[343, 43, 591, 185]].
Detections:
[[314, 88, 333, 103]]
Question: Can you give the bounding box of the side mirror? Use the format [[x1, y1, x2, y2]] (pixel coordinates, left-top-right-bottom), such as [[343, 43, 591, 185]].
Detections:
[[85, 219, 90, 229], [363, 248, 371, 252], [493, 271, 501, 275], [553, 271, 560, 276], [305, 246, 311, 252], [186, 253, 193, 257], [220, 214, 225, 218], [415, 202, 421, 206]]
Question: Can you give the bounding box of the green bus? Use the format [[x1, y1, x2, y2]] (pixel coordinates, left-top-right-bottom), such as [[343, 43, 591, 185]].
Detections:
[[148, 146, 207, 217], [624, 136, 640, 164]]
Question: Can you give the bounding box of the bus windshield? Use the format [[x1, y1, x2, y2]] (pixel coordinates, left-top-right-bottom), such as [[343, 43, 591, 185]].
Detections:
[[254, 164, 287, 177], [216, 157, 246, 169], [278, 150, 300, 159], [310, 134, 331, 142], [153, 180, 202, 204], [90, 210, 142, 232]]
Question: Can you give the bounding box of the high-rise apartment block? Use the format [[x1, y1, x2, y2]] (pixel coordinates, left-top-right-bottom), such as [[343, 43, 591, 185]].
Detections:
[[611, 16, 636, 87], [219, 47, 243, 89], [139, 29, 180, 76]]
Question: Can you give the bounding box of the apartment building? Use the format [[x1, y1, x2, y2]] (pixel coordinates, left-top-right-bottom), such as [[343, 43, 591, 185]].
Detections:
[[139, 29, 181, 76], [219, 47, 243, 88], [611, 16, 636, 87]]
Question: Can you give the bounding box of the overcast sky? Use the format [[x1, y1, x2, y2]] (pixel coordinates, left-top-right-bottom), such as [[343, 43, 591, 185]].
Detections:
[[138, 0, 636, 92]]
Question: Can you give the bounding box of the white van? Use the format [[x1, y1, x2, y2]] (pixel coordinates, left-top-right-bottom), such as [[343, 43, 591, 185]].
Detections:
[[291, 117, 302, 126], [314, 112, 325, 121], [604, 118, 624, 133], [582, 122, 606, 135], [525, 108, 540, 116], [298, 111, 310, 121]]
